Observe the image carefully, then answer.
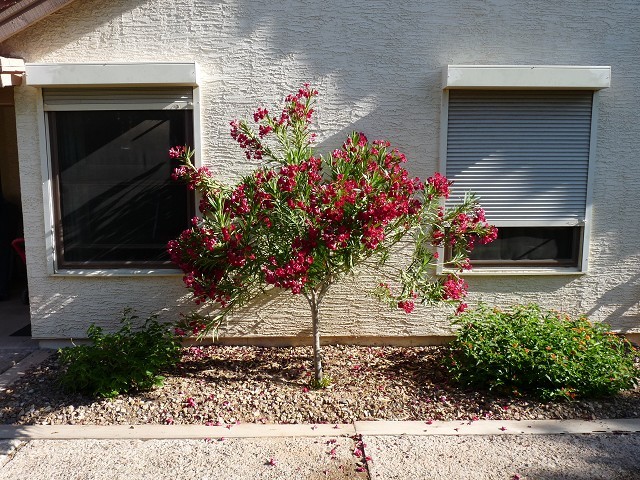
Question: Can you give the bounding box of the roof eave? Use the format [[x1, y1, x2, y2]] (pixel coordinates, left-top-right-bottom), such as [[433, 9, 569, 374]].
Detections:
[[0, 0, 76, 44]]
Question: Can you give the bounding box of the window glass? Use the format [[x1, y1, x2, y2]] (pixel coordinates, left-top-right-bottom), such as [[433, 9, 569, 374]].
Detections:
[[469, 226, 581, 267], [49, 109, 193, 267]]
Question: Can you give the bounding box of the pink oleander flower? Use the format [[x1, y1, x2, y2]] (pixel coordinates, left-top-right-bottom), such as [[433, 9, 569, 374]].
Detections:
[[169, 145, 186, 159], [455, 302, 468, 315], [253, 107, 269, 122], [258, 124, 273, 137], [442, 275, 468, 300], [480, 225, 499, 245], [426, 172, 453, 199], [398, 300, 415, 314]]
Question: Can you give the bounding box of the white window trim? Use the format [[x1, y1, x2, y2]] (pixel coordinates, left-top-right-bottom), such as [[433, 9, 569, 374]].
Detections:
[[438, 65, 608, 275], [31, 62, 201, 276], [443, 65, 611, 90], [25, 62, 198, 87], [450, 267, 587, 276]]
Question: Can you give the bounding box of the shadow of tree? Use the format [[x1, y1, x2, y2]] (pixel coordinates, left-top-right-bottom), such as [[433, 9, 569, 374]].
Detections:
[[173, 348, 313, 387], [517, 433, 640, 479]]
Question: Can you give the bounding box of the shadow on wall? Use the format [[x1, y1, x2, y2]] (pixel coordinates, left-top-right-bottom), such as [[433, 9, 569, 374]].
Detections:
[[32, 283, 193, 339], [213, 288, 289, 337], [586, 271, 640, 335], [466, 271, 640, 333], [0, 0, 146, 57], [465, 275, 579, 309]]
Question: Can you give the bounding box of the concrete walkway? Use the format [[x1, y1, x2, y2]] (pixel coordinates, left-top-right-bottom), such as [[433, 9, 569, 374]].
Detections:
[[0, 420, 639, 479]]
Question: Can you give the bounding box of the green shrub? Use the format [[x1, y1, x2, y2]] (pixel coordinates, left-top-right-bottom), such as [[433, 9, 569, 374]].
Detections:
[[445, 304, 638, 400], [58, 309, 181, 398]]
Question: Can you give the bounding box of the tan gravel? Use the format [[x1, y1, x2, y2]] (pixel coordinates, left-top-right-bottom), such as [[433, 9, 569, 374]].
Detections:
[[0, 345, 638, 426]]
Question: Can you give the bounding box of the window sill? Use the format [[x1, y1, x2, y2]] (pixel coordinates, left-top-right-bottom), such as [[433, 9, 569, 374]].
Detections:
[[52, 268, 183, 277], [442, 267, 586, 276]]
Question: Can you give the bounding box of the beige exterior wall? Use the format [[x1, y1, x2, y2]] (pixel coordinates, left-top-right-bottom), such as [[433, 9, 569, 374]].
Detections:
[[1, 0, 640, 340]]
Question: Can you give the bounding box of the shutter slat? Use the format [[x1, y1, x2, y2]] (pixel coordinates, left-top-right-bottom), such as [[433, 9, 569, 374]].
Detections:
[[43, 87, 194, 111], [445, 90, 592, 223]]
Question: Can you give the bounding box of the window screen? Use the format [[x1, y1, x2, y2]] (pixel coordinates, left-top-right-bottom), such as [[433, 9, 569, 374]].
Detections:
[[46, 88, 194, 268]]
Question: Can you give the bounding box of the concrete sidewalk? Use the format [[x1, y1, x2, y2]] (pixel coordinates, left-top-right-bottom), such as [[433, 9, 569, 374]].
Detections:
[[1, 420, 639, 480]]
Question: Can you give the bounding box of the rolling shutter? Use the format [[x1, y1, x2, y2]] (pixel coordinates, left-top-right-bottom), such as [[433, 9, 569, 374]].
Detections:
[[42, 87, 193, 111], [445, 90, 593, 225]]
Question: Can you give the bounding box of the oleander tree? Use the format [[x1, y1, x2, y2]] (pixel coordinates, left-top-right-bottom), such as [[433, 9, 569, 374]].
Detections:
[[167, 85, 497, 386]]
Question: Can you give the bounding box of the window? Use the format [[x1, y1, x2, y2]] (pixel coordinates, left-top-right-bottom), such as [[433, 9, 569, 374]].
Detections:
[[469, 226, 581, 267], [45, 87, 194, 269], [441, 66, 610, 272]]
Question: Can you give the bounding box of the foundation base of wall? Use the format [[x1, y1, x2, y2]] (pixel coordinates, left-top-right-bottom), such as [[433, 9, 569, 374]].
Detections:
[[192, 335, 457, 347], [38, 335, 457, 349], [36, 332, 640, 350]]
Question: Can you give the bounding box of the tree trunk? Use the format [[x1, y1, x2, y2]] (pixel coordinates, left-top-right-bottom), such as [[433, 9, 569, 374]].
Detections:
[[309, 292, 323, 384]]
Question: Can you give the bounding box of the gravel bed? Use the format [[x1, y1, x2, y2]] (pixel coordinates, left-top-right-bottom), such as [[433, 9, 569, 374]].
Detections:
[[1, 345, 639, 426]]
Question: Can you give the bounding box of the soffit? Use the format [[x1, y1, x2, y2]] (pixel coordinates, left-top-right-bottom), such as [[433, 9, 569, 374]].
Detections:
[[0, 0, 77, 43]]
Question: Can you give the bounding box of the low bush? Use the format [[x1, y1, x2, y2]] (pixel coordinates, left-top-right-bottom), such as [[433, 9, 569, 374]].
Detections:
[[58, 309, 181, 398], [445, 304, 638, 400]]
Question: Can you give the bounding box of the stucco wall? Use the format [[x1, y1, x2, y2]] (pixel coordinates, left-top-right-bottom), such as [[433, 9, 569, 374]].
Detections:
[[1, 0, 639, 340]]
